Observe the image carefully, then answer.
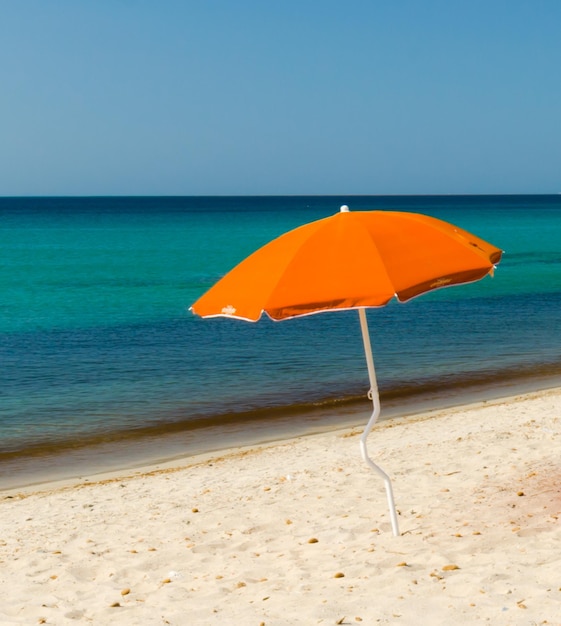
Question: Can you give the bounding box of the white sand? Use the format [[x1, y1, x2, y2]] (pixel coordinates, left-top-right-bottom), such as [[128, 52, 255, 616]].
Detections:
[[1, 388, 561, 625]]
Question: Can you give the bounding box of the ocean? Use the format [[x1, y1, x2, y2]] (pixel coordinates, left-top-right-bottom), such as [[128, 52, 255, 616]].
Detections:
[[1, 195, 561, 488]]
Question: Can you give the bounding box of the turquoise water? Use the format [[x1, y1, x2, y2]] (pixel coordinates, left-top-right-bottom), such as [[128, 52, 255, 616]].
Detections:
[[1, 195, 561, 480]]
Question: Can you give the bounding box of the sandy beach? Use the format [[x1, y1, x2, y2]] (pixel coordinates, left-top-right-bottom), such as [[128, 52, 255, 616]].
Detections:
[[1, 387, 561, 625]]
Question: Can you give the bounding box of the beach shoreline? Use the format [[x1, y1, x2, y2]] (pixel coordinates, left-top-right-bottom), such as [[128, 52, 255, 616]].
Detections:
[[1, 385, 560, 624], [2, 372, 561, 493], [5, 383, 560, 498]]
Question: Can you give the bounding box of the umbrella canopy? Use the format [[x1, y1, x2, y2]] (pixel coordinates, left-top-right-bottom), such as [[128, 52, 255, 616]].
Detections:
[[191, 206, 502, 535], [191, 206, 502, 322]]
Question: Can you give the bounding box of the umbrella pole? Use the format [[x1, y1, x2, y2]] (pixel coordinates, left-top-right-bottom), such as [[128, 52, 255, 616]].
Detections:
[[358, 308, 400, 537]]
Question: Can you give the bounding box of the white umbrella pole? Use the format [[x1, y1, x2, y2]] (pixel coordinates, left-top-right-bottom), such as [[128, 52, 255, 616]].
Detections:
[[358, 308, 400, 537]]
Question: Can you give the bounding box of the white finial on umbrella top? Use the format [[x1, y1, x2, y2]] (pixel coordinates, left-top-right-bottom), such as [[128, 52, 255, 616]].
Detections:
[[340, 205, 350, 212]]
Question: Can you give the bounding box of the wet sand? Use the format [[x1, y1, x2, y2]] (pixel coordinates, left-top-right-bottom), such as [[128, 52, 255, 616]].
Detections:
[[2, 369, 561, 491]]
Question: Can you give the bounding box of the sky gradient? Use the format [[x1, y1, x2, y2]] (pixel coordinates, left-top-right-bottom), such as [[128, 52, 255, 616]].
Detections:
[[1, 1, 560, 196]]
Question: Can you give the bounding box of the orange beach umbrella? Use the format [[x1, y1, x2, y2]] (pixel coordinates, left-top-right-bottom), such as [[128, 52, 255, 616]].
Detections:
[[191, 206, 502, 535]]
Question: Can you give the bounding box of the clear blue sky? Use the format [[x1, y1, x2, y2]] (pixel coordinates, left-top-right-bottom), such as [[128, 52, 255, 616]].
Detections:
[[1, 1, 560, 196]]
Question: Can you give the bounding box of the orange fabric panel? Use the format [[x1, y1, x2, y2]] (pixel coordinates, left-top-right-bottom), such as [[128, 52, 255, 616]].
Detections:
[[190, 210, 502, 321]]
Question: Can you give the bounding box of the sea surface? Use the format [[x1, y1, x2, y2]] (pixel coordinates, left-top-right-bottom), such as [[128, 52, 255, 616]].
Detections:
[[1, 195, 561, 487]]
